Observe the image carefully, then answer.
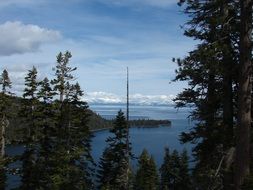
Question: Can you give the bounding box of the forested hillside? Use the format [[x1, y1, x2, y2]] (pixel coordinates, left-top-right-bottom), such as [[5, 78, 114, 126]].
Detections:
[[4, 95, 110, 143]]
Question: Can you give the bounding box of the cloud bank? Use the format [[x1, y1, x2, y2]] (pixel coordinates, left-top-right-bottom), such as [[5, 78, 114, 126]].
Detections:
[[0, 21, 61, 56], [84, 91, 175, 105]]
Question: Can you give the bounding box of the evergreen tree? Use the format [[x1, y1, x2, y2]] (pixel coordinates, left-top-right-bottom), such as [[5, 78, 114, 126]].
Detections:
[[65, 82, 94, 189], [52, 51, 76, 102], [178, 149, 192, 190], [49, 52, 94, 189], [160, 147, 171, 190], [174, 0, 240, 188], [97, 110, 131, 190], [169, 150, 180, 189], [34, 77, 56, 189], [20, 66, 40, 189], [0, 69, 11, 158], [134, 149, 159, 190], [0, 69, 12, 190], [49, 51, 75, 188], [160, 148, 192, 190]]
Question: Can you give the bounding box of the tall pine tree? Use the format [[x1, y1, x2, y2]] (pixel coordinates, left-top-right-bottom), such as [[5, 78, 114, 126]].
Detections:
[[97, 110, 131, 190], [0, 69, 12, 190], [174, 0, 240, 188], [49, 51, 94, 189], [160, 147, 171, 190], [134, 149, 159, 190], [20, 66, 40, 189], [34, 77, 56, 189]]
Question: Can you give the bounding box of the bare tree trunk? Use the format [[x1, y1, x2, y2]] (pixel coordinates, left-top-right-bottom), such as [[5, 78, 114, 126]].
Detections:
[[235, 0, 252, 189], [223, 41, 234, 148], [223, 51, 234, 190]]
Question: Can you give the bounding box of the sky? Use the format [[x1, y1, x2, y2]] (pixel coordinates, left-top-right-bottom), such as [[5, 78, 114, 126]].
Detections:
[[0, 0, 196, 105]]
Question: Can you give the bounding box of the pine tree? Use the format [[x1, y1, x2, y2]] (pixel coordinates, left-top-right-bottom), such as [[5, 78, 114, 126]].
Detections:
[[134, 149, 159, 190], [0, 69, 11, 158], [160, 148, 192, 190], [97, 110, 130, 190], [66, 82, 94, 189], [160, 147, 171, 190], [174, 0, 240, 188], [34, 77, 56, 189], [169, 150, 180, 189], [49, 51, 75, 188], [52, 51, 76, 102], [49, 52, 94, 189], [178, 149, 192, 190], [20, 66, 40, 189], [21, 66, 39, 141], [0, 69, 12, 190]]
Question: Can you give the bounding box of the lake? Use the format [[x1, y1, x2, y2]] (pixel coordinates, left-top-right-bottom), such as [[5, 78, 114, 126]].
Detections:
[[6, 104, 194, 189], [90, 104, 194, 167]]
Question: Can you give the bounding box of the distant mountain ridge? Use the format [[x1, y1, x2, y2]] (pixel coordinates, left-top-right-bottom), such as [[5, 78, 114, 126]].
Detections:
[[84, 91, 175, 106]]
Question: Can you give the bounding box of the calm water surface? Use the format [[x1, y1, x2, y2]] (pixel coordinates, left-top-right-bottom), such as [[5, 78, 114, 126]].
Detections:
[[90, 104, 193, 167]]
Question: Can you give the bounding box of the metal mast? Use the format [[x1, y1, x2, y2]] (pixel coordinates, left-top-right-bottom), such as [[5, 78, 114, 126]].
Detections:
[[127, 67, 129, 123], [126, 67, 130, 189]]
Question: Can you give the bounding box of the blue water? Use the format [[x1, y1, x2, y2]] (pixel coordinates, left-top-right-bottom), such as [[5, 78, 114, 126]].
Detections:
[[6, 104, 193, 189], [90, 104, 193, 167]]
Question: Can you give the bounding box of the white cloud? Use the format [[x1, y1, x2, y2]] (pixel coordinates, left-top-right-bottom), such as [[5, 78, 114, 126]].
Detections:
[[0, 21, 61, 56], [84, 91, 175, 105]]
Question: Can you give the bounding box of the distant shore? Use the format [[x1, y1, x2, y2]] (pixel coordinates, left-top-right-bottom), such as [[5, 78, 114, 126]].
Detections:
[[90, 119, 171, 133]]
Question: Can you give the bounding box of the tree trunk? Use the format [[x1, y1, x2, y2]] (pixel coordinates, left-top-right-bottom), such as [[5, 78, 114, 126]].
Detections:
[[1, 115, 6, 158], [222, 38, 234, 148], [223, 50, 234, 190], [234, 0, 252, 189]]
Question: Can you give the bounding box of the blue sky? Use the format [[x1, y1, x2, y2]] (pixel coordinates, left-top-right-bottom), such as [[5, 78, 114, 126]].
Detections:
[[0, 0, 196, 104]]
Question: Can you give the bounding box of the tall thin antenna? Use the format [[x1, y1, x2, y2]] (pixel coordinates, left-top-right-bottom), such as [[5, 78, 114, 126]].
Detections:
[[127, 67, 129, 122], [126, 67, 130, 189]]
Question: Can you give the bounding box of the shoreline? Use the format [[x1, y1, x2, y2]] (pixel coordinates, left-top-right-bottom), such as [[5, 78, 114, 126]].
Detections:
[[90, 124, 171, 133]]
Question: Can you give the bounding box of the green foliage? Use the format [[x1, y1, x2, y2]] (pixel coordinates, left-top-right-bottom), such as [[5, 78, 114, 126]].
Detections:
[[5, 52, 95, 189], [20, 66, 40, 189], [174, 0, 239, 188], [160, 148, 192, 190], [178, 149, 192, 189], [0, 69, 12, 190], [97, 110, 131, 190], [129, 119, 171, 128], [33, 77, 57, 189], [47, 52, 94, 189], [52, 51, 76, 102], [160, 147, 170, 190], [23, 66, 38, 99], [0, 69, 12, 94], [134, 149, 159, 190]]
